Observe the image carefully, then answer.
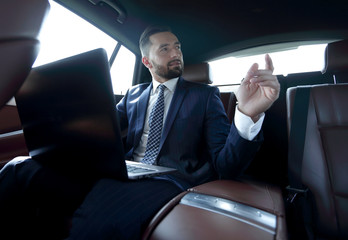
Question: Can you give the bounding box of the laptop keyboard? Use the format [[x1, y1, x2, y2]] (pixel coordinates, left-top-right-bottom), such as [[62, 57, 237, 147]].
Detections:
[[126, 164, 155, 173]]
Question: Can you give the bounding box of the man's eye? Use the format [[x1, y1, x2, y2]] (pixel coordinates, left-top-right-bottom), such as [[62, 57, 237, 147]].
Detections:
[[160, 48, 168, 52]]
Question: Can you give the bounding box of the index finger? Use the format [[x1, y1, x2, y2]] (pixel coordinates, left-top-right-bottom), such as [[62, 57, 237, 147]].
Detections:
[[265, 54, 274, 72]]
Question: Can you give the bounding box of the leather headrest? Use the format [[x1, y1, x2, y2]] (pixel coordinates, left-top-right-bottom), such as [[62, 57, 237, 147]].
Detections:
[[0, 0, 50, 108], [182, 62, 212, 84], [0, 0, 50, 40], [322, 39, 348, 74]]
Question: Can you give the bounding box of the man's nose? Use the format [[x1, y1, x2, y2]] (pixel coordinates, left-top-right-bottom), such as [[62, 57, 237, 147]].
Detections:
[[170, 48, 181, 58]]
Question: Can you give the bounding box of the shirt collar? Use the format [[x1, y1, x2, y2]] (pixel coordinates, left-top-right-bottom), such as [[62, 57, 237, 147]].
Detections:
[[152, 77, 179, 94]]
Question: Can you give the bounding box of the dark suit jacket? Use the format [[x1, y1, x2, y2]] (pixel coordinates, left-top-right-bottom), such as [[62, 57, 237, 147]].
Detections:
[[116, 77, 262, 188]]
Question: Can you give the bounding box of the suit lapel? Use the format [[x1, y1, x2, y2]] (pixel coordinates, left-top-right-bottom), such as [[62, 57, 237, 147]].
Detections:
[[160, 77, 187, 149], [134, 83, 152, 147]]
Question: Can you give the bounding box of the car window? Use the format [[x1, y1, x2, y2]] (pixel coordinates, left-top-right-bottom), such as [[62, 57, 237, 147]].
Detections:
[[34, 0, 135, 95], [110, 46, 136, 95], [209, 43, 328, 92]]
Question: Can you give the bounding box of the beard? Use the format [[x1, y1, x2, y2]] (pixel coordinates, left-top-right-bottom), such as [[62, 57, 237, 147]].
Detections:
[[152, 60, 183, 80]]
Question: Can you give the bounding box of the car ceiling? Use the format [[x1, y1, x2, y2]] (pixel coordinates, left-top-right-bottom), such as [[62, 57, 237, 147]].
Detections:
[[56, 0, 348, 64]]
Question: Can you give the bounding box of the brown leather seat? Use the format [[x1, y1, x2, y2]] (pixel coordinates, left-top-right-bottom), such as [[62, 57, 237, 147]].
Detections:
[[0, 0, 50, 169], [182, 62, 212, 84], [0, 105, 28, 169], [287, 39, 348, 239], [322, 39, 348, 83], [0, 0, 50, 108], [143, 180, 287, 240], [220, 91, 237, 124], [287, 83, 348, 239]]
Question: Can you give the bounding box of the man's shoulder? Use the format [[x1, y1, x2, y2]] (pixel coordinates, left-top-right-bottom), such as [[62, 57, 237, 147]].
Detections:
[[128, 82, 150, 93]]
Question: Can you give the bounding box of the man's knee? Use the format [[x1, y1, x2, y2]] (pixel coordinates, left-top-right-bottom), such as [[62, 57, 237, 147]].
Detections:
[[0, 157, 41, 202]]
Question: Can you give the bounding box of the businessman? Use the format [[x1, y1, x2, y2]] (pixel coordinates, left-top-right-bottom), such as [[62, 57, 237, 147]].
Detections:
[[67, 25, 280, 239], [0, 25, 280, 239], [115, 25, 279, 189]]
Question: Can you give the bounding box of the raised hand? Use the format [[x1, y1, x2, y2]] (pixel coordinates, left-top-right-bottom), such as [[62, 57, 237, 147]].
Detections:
[[236, 54, 280, 122]]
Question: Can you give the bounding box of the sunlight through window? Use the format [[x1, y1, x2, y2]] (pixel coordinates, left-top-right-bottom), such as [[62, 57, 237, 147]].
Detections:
[[33, 0, 135, 94], [34, 1, 117, 67], [209, 44, 328, 91]]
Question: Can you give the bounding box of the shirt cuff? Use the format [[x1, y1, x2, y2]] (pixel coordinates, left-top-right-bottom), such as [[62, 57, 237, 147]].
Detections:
[[234, 106, 265, 140]]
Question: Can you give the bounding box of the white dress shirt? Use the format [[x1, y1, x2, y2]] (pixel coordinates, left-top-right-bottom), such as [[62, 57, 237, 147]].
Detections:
[[132, 78, 264, 162]]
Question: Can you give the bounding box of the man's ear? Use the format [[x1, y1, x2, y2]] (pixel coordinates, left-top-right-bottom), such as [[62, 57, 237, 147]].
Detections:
[[142, 56, 152, 69]]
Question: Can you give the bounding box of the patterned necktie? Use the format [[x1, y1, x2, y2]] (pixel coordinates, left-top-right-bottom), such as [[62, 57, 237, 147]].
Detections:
[[142, 84, 166, 165]]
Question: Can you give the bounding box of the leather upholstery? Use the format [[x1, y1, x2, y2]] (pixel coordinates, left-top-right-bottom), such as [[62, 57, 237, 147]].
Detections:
[[0, 0, 49, 168], [322, 40, 348, 83], [220, 91, 237, 124], [0, 105, 22, 134], [0, 0, 50, 108], [182, 62, 212, 84], [143, 180, 287, 240], [0, 105, 28, 168], [287, 84, 348, 238], [190, 180, 285, 216]]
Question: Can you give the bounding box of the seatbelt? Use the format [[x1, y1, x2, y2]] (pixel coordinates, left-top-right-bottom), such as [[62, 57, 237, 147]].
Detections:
[[287, 87, 311, 202]]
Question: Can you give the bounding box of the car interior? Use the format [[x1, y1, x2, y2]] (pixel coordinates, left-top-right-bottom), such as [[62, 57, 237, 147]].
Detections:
[[0, 0, 49, 168], [1, 0, 348, 239]]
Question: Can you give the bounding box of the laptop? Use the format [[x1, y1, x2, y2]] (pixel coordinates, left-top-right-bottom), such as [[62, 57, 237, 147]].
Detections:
[[15, 48, 176, 180]]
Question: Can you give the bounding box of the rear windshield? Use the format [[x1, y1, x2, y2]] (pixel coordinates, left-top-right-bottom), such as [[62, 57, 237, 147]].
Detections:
[[209, 43, 328, 91]]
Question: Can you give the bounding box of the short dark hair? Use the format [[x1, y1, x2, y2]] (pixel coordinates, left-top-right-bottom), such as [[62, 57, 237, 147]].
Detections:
[[139, 25, 172, 57]]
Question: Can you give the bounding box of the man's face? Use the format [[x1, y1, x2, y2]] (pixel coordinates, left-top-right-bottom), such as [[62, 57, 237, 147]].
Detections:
[[143, 31, 184, 82]]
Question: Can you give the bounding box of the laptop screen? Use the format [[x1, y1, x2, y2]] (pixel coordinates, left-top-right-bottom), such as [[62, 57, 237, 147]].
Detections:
[[15, 49, 128, 180]]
